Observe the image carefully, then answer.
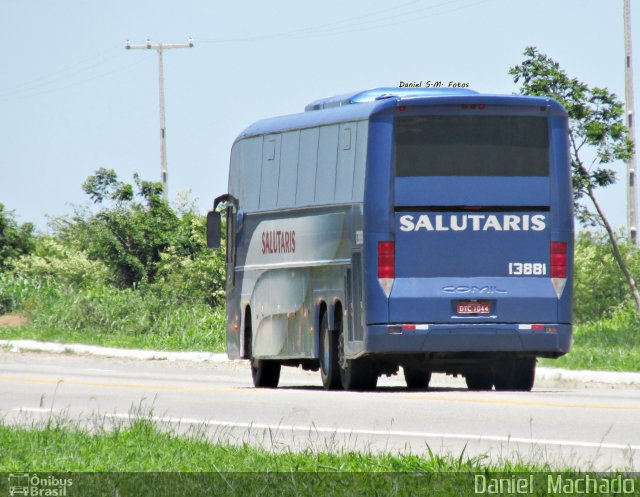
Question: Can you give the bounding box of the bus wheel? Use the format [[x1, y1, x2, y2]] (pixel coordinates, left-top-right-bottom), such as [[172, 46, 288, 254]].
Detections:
[[403, 367, 431, 389], [494, 357, 536, 392], [319, 313, 341, 390], [340, 359, 378, 391], [465, 369, 493, 391], [251, 359, 281, 388]]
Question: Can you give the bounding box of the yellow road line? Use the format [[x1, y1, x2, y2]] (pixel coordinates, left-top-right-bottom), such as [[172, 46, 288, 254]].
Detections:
[[1, 374, 637, 410], [397, 395, 640, 410], [0, 374, 250, 394]]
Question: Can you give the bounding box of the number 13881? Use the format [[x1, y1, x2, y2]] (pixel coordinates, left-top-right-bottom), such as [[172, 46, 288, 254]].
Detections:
[[508, 262, 546, 275]]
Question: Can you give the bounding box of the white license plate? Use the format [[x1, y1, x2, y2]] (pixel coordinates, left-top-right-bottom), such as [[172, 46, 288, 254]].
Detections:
[[456, 301, 491, 314]]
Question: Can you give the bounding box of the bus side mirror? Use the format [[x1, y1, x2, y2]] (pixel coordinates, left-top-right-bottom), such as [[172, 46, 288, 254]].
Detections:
[[206, 211, 221, 249]]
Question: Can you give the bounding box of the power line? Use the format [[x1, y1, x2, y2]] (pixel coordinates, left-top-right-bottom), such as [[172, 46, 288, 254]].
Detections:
[[0, 58, 150, 102], [0, 43, 122, 97], [199, 0, 490, 44]]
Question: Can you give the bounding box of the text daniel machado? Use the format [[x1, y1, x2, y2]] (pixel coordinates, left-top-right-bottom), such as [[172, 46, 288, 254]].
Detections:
[[474, 474, 635, 494]]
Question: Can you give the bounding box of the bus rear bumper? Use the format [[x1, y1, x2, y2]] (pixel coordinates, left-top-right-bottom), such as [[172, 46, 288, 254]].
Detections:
[[365, 323, 571, 355]]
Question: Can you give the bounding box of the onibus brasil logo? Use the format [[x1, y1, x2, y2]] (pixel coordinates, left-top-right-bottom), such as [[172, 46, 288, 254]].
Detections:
[[8, 474, 72, 497]]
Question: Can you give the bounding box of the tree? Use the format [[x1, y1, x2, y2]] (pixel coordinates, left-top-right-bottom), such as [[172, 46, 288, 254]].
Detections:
[[60, 168, 182, 287], [0, 203, 35, 270], [509, 47, 640, 319]]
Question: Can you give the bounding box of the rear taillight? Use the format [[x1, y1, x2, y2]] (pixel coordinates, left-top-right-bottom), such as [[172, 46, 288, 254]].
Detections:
[[550, 241, 567, 298], [378, 241, 395, 297], [378, 241, 395, 278], [550, 241, 567, 278]]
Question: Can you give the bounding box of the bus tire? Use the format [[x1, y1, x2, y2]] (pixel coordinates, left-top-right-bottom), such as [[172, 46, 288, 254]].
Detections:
[[465, 369, 493, 391], [494, 357, 536, 392], [251, 359, 281, 388], [320, 313, 341, 390], [403, 367, 431, 389], [340, 359, 378, 391]]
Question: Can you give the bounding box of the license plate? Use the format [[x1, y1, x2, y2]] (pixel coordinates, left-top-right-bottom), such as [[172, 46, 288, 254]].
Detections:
[[456, 300, 491, 314]]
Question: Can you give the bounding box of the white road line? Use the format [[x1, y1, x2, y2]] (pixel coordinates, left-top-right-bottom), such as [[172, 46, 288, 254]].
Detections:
[[12, 407, 57, 413], [105, 413, 640, 452]]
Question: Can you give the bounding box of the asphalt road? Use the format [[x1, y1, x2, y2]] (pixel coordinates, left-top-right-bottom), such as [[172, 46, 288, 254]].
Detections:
[[1, 350, 639, 471]]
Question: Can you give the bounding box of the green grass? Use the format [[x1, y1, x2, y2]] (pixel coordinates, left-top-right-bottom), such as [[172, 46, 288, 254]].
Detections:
[[2, 273, 640, 371], [1, 417, 637, 496], [540, 308, 640, 372], [0, 417, 485, 472], [0, 274, 226, 352]]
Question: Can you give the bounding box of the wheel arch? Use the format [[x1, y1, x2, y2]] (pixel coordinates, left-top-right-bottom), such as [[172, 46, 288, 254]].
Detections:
[[314, 300, 328, 358]]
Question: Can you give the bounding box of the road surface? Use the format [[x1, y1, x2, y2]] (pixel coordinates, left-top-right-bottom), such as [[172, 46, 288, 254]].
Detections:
[[1, 350, 638, 470]]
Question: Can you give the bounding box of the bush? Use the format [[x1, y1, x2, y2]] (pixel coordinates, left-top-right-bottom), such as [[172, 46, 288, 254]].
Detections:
[[12, 237, 111, 288], [52, 169, 226, 307], [0, 203, 35, 270], [0, 274, 46, 314], [16, 280, 226, 351], [573, 231, 640, 322], [149, 215, 226, 307]]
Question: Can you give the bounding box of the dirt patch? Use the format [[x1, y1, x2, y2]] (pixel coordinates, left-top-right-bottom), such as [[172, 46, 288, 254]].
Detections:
[[0, 313, 28, 327]]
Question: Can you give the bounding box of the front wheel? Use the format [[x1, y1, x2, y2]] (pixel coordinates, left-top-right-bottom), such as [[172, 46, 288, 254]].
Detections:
[[251, 359, 281, 388]]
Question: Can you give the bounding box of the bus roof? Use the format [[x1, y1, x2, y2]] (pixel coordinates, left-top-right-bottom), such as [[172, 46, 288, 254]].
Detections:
[[235, 88, 565, 142], [304, 87, 479, 111]]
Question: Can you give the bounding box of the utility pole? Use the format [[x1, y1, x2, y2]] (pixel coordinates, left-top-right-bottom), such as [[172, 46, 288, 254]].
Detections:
[[125, 38, 194, 202], [624, 1, 638, 245]]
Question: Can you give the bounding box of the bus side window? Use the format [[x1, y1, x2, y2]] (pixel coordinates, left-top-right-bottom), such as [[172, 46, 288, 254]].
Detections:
[[260, 135, 281, 209], [335, 123, 356, 202], [277, 131, 299, 207], [239, 137, 262, 211], [297, 128, 319, 206], [315, 125, 339, 204], [352, 120, 368, 201]]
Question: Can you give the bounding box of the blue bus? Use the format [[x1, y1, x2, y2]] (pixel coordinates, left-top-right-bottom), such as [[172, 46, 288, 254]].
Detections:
[[207, 87, 573, 392]]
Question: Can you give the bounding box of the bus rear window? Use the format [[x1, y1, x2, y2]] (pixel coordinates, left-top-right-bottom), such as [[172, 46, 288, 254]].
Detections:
[[395, 116, 549, 177]]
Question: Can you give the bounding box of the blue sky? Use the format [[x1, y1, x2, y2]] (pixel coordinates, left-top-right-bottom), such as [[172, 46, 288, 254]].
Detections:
[[0, 0, 634, 230]]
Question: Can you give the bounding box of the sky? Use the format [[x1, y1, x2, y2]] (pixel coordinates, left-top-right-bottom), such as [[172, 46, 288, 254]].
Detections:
[[0, 0, 636, 231]]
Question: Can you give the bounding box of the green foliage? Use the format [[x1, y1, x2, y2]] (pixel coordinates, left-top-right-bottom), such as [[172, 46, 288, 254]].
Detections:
[[509, 47, 633, 226], [0, 203, 35, 270], [12, 237, 110, 288], [0, 168, 228, 351], [0, 418, 551, 474], [56, 168, 226, 303], [62, 169, 181, 286], [540, 305, 640, 371], [1, 276, 226, 351], [573, 231, 640, 322], [0, 273, 45, 314]]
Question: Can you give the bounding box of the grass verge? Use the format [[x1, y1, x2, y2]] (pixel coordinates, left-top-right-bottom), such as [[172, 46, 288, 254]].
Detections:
[[539, 308, 640, 372], [1, 417, 637, 496], [2, 274, 640, 371], [0, 275, 226, 352]]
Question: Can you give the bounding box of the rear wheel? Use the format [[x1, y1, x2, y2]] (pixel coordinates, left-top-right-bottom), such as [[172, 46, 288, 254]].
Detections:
[[493, 357, 536, 392], [251, 359, 281, 388], [465, 368, 493, 391], [337, 320, 377, 391], [319, 313, 341, 390], [403, 367, 432, 389], [340, 358, 378, 391]]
